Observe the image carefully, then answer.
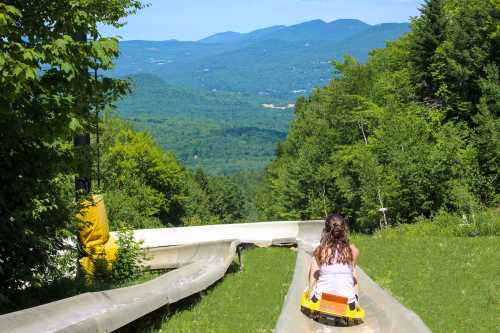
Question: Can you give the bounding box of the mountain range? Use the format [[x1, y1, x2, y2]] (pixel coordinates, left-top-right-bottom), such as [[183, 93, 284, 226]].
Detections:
[[113, 19, 410, 100], [198, 19, 371, 44], [114, 19, 411, 174]]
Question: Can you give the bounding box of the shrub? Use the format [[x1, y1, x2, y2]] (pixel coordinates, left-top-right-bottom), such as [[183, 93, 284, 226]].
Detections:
[[92, 225, 149, 286], [111, 225, 148, 284]]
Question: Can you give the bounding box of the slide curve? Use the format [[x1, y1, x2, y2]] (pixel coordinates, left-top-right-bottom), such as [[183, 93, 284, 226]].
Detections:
[[0, 221, 431, 333]]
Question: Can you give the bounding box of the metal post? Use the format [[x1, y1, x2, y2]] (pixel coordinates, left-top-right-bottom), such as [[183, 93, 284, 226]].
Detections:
[[237, 244, 244, 271], [74, 31, 91, 198], [377, 190, 388, 227], [94, 57, 100, 189]]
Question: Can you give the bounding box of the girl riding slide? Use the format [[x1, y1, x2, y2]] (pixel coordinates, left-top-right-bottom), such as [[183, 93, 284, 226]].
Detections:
[[308, 213, 360, 310]]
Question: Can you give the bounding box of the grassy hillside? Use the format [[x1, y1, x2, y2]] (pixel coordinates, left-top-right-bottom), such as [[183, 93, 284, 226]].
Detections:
[[146, 230, 498, 333], [355, 234, 499, 333]]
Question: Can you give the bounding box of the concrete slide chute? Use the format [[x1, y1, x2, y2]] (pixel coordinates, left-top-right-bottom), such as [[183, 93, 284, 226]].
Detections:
[[275, 221, 431, 332], [0, 221, 431, 333]]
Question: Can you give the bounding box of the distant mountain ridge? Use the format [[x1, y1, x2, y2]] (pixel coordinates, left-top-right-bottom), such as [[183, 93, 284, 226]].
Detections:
[[113, 19, 410, 99], [199, 19, 372, 44], [199, 25, 286, 44]]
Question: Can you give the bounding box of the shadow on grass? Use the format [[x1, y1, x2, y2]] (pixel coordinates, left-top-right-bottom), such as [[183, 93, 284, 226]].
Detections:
[[1, 271, 164, 316]]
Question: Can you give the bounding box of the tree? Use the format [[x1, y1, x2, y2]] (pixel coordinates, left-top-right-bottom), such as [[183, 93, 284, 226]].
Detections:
[[0, 0, 143, 311], [101, 116, 186, 228], [190, 168, 245, 224], [433, 0, 499, 122], [473, 63, 500, 202], [409, 0, 499, 123], [408, 0, 447, 103], [205, 176, 245, 223]]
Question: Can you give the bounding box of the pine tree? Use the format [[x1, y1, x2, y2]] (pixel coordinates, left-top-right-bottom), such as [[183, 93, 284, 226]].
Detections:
[[408, 0, 447, 103]]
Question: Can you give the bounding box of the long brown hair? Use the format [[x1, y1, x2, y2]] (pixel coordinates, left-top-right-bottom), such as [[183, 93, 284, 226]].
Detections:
[[314, 213, 353, 266]]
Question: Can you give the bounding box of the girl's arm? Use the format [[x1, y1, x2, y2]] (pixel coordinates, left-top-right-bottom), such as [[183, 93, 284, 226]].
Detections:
[[309, 255, 320, 291], [351, 244, 359, 266], [351, 244, 360, 294]]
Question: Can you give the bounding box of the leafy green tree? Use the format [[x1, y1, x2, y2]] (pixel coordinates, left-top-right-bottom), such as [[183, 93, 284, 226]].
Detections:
[[262, 16, 490, 230], [189, 168, 245, 223], [104, 179, 164, 230], [101, 116, 186, 228], [205, 176, 245, 223], [369, 36, 415, 105], [180, 173, 215, 226], [229, 170, 266, 221], [472, 63, 500, 202], [0, 0, 142, 311], [412, 0, 499, 123]]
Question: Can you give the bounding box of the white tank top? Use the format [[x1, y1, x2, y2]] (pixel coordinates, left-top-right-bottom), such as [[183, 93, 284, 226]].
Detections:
[[313, 251, 356, 303]]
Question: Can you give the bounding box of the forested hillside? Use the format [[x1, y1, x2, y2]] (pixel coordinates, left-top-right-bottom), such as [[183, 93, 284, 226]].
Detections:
[[100, 116, 247, 229], [259, 0, 499, 230], [117, 74, 290, 174]]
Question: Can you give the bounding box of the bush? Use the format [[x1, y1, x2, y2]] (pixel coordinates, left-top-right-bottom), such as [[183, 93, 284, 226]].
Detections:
[[111, 225, 148, 284], [92, 225, 148, 286], [181, 215, 219, 226], [101, 117, 186, 227]]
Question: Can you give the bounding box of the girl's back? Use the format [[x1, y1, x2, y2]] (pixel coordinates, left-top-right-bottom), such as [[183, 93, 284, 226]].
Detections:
[[309, 213, 360, 305], [314, 249, 356, 303]]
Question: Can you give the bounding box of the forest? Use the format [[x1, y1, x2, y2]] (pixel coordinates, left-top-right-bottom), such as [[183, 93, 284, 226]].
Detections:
[[0, 0, 498, 315], [257, 0, 499, 231], [117, 74, 291, 174]]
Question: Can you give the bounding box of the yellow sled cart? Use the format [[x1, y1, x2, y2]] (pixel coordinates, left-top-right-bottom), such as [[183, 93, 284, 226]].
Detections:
[[300, 290, 365, 325]]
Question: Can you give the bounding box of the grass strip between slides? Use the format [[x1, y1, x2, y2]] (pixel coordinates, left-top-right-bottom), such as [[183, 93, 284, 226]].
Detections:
[[158, 247, 296, 333]]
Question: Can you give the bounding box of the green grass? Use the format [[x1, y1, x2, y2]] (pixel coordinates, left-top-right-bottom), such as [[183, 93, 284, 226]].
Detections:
[[353, 235, 500, 333], [157, 247, 297, 333]]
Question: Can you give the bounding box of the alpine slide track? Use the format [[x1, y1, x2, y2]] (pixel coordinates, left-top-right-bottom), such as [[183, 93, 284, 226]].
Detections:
[[0, 221, 431, 333]]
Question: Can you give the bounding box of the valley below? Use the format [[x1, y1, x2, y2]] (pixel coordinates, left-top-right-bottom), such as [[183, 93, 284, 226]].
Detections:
[[114, 19, 410, 174]]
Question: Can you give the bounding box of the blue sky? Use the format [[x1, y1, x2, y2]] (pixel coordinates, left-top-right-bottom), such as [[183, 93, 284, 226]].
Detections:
[[100, 0, 424, 41]]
